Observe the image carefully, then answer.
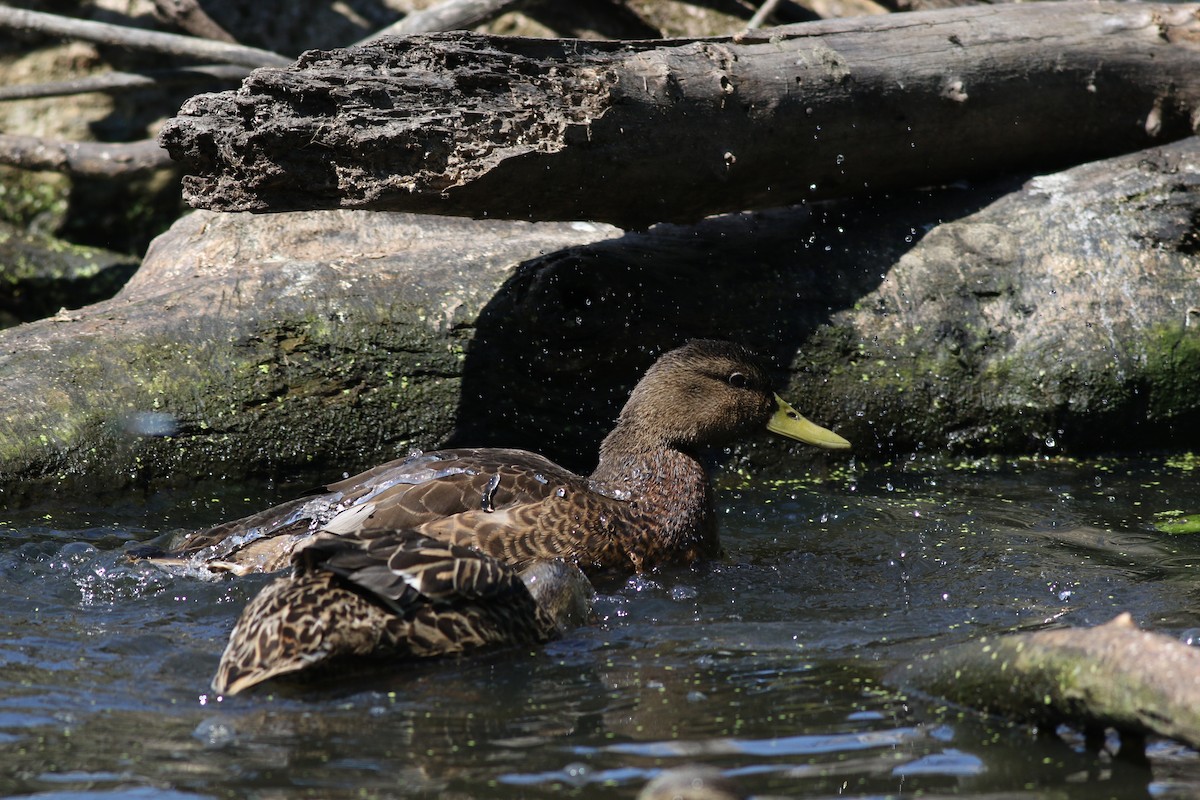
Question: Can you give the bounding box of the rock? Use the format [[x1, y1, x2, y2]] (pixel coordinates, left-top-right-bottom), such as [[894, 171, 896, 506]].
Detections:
[[0, 220, 137, 329], [888, 613, 1200, 753]]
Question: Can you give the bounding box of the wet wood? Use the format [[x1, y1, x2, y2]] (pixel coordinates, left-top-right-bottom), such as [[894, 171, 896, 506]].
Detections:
[[160, 3, 1200, 228], [888, 614, 1200, 751]]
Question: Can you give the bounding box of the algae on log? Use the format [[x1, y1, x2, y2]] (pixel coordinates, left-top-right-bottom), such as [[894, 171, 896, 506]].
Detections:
[[888, 614, 1200, 751], [0, 221, 137, 329], [800, 135, 1200, 455], [159, 3, 1200, 228], [2, 138, 1200, 502], [0, 211, 622, 504]]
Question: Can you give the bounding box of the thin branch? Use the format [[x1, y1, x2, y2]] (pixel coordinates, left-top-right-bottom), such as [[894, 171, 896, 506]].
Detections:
[[0, 65, 250, 102], [0, 134, 173, 178], [747, 0, 785, 28], [357, 0, 526, 43], [0, 6, 290, 68], [152, 0, 237, 43]]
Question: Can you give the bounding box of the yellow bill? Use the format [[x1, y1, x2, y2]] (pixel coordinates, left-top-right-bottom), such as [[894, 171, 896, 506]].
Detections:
[[767, 394, 850, 450]]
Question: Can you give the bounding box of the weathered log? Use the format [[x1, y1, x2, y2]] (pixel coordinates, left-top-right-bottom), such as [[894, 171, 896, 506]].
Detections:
[[803, 135, 1200, 455], [0, 211, 620, 505], [160, 3, 1200, 228], [888, 614, 1200, 752], [2, 136, 1197, 501]]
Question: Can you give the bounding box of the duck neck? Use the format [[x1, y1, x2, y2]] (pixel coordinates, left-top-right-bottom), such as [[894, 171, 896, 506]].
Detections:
[[590, 425, 719, 565]]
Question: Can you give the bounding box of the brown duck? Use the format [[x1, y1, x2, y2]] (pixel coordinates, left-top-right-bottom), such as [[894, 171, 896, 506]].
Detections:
[[156, 339, 849, 577], [212, 528, 593, 695]]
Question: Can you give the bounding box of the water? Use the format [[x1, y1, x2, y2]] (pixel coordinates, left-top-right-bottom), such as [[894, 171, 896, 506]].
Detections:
[[3, 455, 1200, 799]]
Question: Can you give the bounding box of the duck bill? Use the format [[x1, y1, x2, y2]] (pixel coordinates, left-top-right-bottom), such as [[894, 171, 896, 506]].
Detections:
[[767, 394, 850, 450]]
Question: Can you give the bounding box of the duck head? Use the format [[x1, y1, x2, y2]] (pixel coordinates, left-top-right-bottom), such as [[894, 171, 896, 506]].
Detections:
[[615, 339, 849, 452]]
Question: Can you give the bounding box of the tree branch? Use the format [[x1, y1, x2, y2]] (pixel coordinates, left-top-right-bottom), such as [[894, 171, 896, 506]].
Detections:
[[358, 0, 527, 42], [0, 6, 290, 68], [152, 0, 237, 43], [0, 65, 249, 102], [0, 135, 173, 178]]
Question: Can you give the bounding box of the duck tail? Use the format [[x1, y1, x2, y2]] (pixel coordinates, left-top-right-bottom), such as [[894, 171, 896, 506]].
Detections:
[[211, 570, 383, 695]]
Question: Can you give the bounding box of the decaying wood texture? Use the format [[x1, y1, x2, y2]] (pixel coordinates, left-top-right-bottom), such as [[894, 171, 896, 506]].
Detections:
[[160, 3, 1200, 228], [888, 614, 1200, 751]]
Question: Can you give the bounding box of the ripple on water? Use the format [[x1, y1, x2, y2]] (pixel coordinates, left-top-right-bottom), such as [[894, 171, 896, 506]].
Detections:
[[3, 457, 1200, 799]]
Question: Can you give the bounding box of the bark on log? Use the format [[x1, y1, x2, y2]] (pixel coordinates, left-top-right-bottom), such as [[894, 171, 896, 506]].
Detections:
[[160, 3, 1200, 228], [887, 614, 1200, 751]]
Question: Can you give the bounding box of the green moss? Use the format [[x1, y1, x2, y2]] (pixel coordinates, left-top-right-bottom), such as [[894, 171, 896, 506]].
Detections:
[[0, 169, 69, 230], [1155, 511, 1200, 535], [1143, 324, 1200, 419]]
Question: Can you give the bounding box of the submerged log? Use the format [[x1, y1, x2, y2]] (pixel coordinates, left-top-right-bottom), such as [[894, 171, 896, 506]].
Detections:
[[160, 3, 1200, 228], [888, 614, 1200, 751]]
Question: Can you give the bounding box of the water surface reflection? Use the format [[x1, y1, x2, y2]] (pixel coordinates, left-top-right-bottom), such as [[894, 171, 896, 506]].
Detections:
[[2, 455, 1199, 798]]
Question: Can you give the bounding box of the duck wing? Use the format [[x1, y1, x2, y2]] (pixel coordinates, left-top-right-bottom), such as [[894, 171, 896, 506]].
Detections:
[[211, 529, 575, 695], [159, 447, 595, 573]]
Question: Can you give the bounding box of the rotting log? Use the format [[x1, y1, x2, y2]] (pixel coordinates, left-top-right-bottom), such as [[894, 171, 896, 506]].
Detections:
[[159, 3, 1200, 228], [887, 614, 1200, 752]]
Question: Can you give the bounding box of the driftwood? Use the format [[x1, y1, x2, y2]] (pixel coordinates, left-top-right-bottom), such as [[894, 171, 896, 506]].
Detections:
[[888, 614, 1200, 753], [161, 3, 1200, 228], [152, 0, 238, 43], [0, 4, 539, 180]]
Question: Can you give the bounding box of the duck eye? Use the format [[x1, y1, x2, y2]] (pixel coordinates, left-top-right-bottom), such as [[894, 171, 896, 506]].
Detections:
[[727, 372, 750, 389]]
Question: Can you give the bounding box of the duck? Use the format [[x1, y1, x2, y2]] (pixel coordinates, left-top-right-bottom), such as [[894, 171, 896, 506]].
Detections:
[[152, 339, 850, 577], [212, 528, 593, 695]]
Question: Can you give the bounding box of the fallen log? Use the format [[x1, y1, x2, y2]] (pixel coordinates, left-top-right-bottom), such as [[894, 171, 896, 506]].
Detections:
[[160, 2, 1200, 227], [2, 137, 1197, 500], [887, 614, 1200, 753]]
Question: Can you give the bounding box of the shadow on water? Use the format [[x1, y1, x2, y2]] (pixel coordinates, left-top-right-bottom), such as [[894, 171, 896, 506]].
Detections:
[[451, 180, 1021, 472]]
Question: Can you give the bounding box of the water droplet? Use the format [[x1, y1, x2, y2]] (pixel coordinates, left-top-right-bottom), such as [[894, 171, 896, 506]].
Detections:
[[670, 585, 698, 601], [194, 717, 237, 748], [563, 762, 591, 787]]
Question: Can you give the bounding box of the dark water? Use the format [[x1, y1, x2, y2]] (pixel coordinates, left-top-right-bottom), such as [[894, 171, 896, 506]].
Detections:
[[3, 454, 1200, 799]]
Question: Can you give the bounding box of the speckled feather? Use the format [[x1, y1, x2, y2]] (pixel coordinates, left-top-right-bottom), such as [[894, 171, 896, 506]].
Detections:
[[156, 340, 844, 577], [211, 529, 590, 696]]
